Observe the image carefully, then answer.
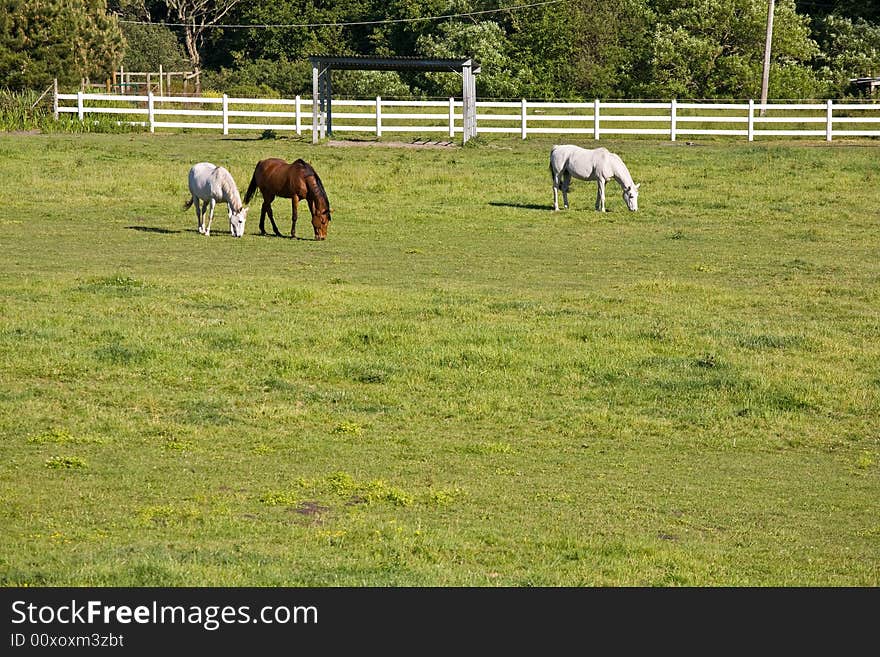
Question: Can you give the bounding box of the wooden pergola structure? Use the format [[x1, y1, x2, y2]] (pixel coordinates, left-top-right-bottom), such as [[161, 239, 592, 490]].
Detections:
[[308, 55, 481, 144]]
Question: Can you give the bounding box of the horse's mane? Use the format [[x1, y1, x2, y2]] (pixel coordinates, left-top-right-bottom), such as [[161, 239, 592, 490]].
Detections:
[[217, 167, 243, 212], [296, 159, 330, 210], [608, 152, 633, 187]]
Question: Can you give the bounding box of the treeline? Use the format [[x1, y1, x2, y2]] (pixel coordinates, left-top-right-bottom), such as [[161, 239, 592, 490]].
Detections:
[[3, 0, 880, 100]]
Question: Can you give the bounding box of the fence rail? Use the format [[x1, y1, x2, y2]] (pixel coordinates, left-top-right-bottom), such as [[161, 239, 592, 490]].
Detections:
[[54, 91, 880, 141]]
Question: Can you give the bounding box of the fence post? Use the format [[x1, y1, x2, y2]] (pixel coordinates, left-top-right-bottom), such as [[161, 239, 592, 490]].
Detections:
[[53, 79, 58, 121], [748, 99, 754, 142], [826, 99, 833, 142], [521, 98, 527, 139], [593, 99, 600, 140], [222, 94, 229, 135], [670, 98, 677, 142], [295, 95, 301, 135], [448, 97, 455, 138], [376, 96, 382, 137], [147, 91, 155, 133], [77, 90, 84, 122]]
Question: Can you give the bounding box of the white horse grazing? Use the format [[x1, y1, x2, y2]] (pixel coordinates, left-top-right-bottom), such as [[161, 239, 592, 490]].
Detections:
[[183, 162, 248, 237], [550, 145, 640, 212]]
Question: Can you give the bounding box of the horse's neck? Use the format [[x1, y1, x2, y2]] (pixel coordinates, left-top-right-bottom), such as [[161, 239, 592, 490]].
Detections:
[[610, 157, 634, 188], [306, 176, 327, 209]]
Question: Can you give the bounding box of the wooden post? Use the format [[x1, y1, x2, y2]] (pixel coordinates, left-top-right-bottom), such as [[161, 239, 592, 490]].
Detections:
[[593, 99, 600, 140], [521, 98, 527, 139], [222, 94, 229, 135], [448, 97, 455, 138], [158, 64, 163, 96], [760, 0, 775, 116], [148, 91, 155, 133], [324, 70, 332, 137], [77, 90, 84, 122], [462, 65, 470, 143], [670, 98, 677, 142], [748, 99, 755, 142], [295, 95, 301, 135], [53, 78, 58, 120], [376, 96, 382, 137], [826, 99, 833, 142], [312, 64, 319, 143], [461, 63, 476, 144]]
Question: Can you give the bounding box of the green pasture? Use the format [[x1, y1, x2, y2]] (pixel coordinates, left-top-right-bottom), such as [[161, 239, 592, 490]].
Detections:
[[0, 132, 877, 586]]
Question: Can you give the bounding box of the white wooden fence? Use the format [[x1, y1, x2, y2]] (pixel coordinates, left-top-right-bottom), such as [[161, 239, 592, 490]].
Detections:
[[54, 91, 880, 141]]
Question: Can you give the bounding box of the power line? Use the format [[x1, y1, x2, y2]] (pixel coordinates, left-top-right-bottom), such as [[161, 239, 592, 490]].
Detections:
[[118, 0, 565, 30]]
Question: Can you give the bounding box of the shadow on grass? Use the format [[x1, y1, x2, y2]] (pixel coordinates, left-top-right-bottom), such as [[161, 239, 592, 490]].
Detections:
[[489, 201, 551, 211], [128, 226, 255, 238], [126, 226, 181, 234]]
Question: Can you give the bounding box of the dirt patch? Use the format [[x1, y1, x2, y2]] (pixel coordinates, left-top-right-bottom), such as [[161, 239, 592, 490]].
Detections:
[[292, 500, 330, 520], [327, 138, 456, 149]]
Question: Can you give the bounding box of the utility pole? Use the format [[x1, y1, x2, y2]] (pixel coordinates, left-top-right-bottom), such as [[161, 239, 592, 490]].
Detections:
[[760, 0, 775, 116]]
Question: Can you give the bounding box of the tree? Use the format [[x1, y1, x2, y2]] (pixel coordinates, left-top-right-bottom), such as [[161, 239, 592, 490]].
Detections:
[[0, 0, 123, 90], [120, 23, 190, 71], [795, 1, 880, 23], [505, 0, 655, 99], [416, 20, 536, 98], [164, 0, 240, 90], [640, 0, 821, 99], [811, 14, 880, 95]]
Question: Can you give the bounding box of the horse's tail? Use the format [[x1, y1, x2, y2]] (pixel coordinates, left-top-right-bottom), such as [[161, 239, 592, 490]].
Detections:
[[182, 196, 193, 211], [243, 166, 259, 205]]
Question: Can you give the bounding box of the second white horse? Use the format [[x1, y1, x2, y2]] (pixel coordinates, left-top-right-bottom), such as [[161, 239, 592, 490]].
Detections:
[[550, 145, 640, 212], [184, 162, 249, 237]]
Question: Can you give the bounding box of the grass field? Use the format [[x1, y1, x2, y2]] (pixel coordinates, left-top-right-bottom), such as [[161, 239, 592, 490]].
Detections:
[[0, 131, 878, 586]]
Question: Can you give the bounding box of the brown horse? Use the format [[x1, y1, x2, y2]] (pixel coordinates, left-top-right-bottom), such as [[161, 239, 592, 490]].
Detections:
[[243, 158, 332, 240]]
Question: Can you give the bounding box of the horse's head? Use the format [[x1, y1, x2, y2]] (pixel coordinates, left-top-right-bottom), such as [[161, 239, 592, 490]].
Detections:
[[229, 206, 249, 238], [312, 207, 331, 241], [623, 183, 640, 212]]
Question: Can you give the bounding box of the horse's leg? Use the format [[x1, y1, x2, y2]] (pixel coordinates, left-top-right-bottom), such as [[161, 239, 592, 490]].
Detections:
[[291, 196, 298, 239], [259, 199, 269, 235], [562, 170, 571, 209], [266, 197, 283, 237], [551, 170, 560, 211], [194, 198, 204, 234], [205, 199, 216, 235], [595, 179, 606, 212], [259, 194, 282, 236]]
